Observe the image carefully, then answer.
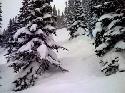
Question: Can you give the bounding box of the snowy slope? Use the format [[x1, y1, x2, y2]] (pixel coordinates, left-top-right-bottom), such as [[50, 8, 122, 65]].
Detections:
[[0, 48, 7, 65], [0, 28, 125, 93], [53, 28, 70, 43], [0, 64, 16, 93]]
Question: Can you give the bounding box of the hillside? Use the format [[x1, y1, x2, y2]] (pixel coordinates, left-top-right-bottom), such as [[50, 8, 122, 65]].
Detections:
[[0, 28, 125, 93]]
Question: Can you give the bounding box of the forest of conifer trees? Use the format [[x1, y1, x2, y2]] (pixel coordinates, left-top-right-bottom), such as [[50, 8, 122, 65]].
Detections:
[[0, 0, 125, 93]]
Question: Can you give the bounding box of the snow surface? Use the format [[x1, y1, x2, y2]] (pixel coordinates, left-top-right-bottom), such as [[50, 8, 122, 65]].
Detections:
[[0, 49, 7, 65], [0, 28, 125, 93], [115, 41, 125, 49], [37, 44, 48, 60], [93, 22, 102, 37], [30, 24, 37, 32], [44, 25, 56, 30], [43, 14, 52, 19]]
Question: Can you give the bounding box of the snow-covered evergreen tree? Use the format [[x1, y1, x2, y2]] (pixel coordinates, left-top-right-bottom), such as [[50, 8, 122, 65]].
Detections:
[[0, 2, 2, 30], [52, 6, 66, 29], [68, 0, 86, 39], [66, 0, 75, 27], [57, 9, 60, 19], [52, 5, 57, 17], [82, 0, 98, 38], [52, 5, 57, 28], [18, 0, 30, 27], [56, 12, 66, 29], [60, 12, 66, 28], [0, 2, 2, 82], [0, 2, 3, 46], [93, 0, 125, 76], [7, 0, 66, 91], [64, 1, 69, 28], [56, 9, 61, 29], [3, 16, 19, 48]]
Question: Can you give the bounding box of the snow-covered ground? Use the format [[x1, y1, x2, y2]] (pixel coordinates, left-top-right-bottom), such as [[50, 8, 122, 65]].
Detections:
[[0, 48, 7, 65], [0, 28, 125, 93]]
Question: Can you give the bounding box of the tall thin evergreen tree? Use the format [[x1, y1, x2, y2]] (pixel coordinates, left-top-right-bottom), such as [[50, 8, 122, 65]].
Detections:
[[18, 0, 30, 27], [0, 2, 2, 31], [0, 2, 3, 45], [3, 16, 19, 48], [68, 0, 86, 39], [64, 1, 68, 28], [52, 5, 57, 17], [82, 0, 98, 38], [66, 0, 75, 27]]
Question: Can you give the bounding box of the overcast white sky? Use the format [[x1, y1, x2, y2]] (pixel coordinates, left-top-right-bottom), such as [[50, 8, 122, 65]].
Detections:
[[1, 0, 67, 30]]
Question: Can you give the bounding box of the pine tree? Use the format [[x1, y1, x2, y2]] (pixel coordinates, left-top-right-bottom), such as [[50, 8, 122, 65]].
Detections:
[[56, 9, 61, 28], [66, 0, 75, 27], [56, 12, 66, 29], [18, 0, 30, 27], [2, 19, 13, 47], [60, 12, 66, 28], [52, 6, 66, 29], [7, 0, 66, 91], [52, 5, 58, 28], [93, 0, 125, 76], [0, 2, 2, 30], [0, 2, 3, 46], [3, 16, 19, 48], [64, 1, 68, 27], [0, 2, 1, 81], [68, 0, 86, 39], [57, 9, 60, 17], [52, 5, 57, 17], [82, 0, 98, 38]]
